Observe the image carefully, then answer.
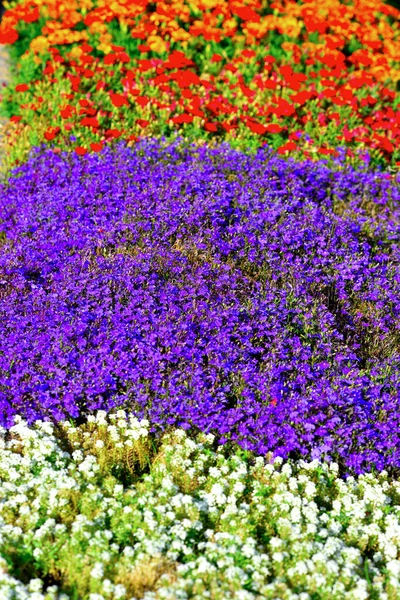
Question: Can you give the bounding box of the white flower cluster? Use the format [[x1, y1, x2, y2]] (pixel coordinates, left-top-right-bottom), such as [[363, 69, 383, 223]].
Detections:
[[1, 413, 400, 599]]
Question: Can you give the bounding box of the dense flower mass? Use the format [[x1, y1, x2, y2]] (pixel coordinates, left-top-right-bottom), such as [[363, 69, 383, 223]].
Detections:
[[2, 412, 400, 599], [0, 0, 399, 167], [2, 0, 400, 597], [0, 139, 399, 474]]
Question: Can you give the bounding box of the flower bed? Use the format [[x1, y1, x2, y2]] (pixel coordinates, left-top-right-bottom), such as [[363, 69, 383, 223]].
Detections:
[[2, 411, 400, 600], [1, 0, 400, 598], [0, 0, 399, 168], [1, 139, 400, 474]]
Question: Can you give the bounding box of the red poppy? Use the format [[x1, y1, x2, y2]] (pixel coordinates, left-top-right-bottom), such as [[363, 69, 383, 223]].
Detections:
[[204, 122, 218, 132]]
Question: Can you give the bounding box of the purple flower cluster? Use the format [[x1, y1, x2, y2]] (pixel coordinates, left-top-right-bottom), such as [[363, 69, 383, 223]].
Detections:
[[1, 139, 400, 473]]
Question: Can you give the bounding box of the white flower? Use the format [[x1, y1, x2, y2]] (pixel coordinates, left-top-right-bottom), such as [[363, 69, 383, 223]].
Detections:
[[386, 560, 400, 577], [27, 579, 43, 593], [233, 481, 245, 494], [90, 562, 104, 579], [272, 552, 284, 562]]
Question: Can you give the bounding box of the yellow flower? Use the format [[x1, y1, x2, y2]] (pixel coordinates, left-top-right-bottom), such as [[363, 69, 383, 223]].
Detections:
[[78, 0, 94, 10], [170, 28, 191, 42], [89, 21, 108, 34], [98, 42, 112, 54], [30, 36, 50, 55], [278, 16, 303, 39], [148, 35, 167, 54], [69, 45, 83, 59]]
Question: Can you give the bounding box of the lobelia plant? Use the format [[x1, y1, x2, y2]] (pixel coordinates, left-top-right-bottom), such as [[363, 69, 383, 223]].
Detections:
[[0, 139, 399, 474]]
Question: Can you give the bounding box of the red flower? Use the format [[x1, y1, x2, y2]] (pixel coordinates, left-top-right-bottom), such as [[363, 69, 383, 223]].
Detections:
[[81, 117, 99, 128], [204, 122, 218, 132], [104, 54, 117, 65], [164, 51, 193, 70], [291, 91, 312, 105], [15, 84, 29, 92], [265, 123, 283, 134], [21, 6, 40, 23], [90, 142, 103, 152], [247, 121, 267, 135], [136, 96, 149, 108], [60, 105, 75, 119], [170, 70, 201, 88], [171, 114, 194, 124], [75, 147, 87, 156], [110, 93, 129, 108], [0, 29, 18, 44], [278, 141, 297, 154], [232, 6, 260, 21], [44, 127, 60, 141], [105, 129, 123, 138], [68, 75, 81, 92], [10, 116, 22, 123]]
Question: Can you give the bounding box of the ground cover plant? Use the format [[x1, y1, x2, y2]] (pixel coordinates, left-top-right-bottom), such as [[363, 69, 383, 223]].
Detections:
[[3, 411, 400, 600], [1, 0, 400, 598], [0, 0, 399, 169], [1, 139, 400, 474]]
